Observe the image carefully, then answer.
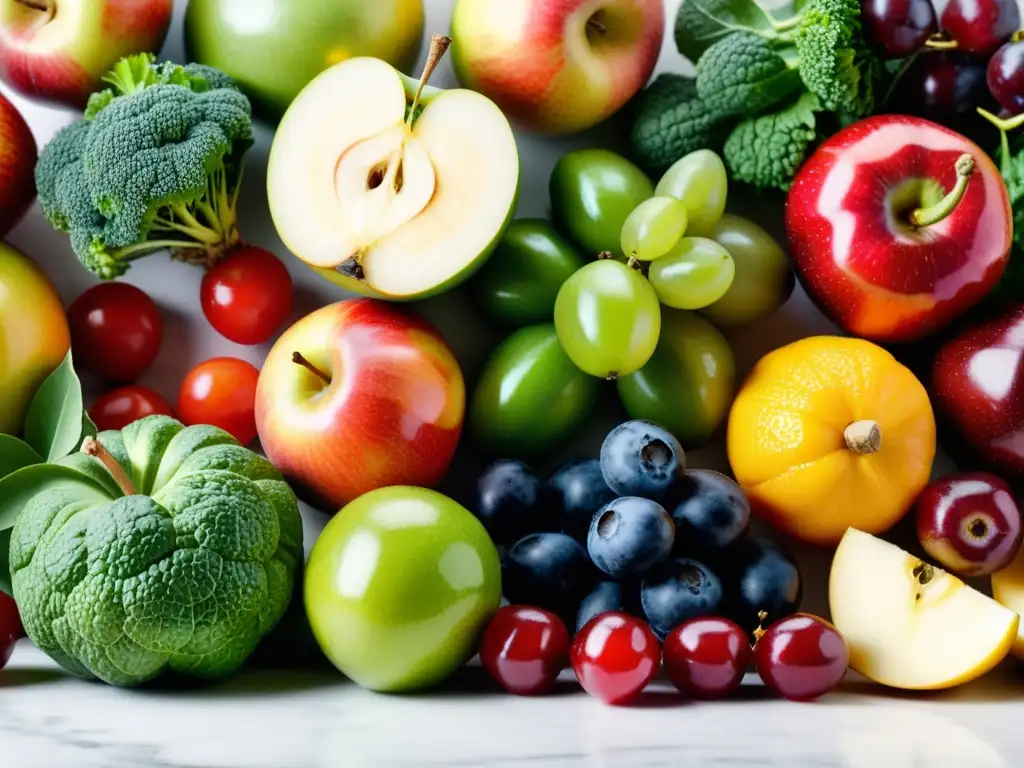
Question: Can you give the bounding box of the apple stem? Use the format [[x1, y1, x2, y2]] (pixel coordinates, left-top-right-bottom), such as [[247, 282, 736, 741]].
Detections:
[[844, 420, 882, 455], [1014, 30, 1024, 44], [752, 611, 768, 644], [292, 352, 331, 385], [82, 437, 137, 496], [908, 154, 975, 228], [406, 34, 452, 128], [924, 32, 958, 50]]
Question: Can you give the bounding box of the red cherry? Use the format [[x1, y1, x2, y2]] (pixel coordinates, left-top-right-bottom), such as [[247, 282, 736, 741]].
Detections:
[[178, 357, 259, 444], [0, 591, 22, 671], [754, 613, 849, 701], [941, 0, 1020, 56], [479, 605, 570, 695], [201, 246, 293, 345], [89, 386, 175, 432], [570, 611, 660, 705], [663, 617, 750, 698], [68, 283, 163, 383]]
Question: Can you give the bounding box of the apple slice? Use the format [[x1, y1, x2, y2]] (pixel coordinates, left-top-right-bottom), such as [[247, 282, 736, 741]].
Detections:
[[267, 35, 519, 300], [990, 544, 1024, 660], [829, 528, 1018, 690]]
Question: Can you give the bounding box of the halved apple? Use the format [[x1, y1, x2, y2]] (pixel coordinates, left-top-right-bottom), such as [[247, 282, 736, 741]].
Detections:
[[990, 544, 1024, 660], [267, 35, 519, 300], [829, 528, 1018, 690]]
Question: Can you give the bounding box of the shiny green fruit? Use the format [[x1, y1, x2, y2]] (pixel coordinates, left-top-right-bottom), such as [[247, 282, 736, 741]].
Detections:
[[654, 150, 728, 236], [700, 214, 795, 327], [554, 258, 662, 379], [550, 149, 654, 258], [649, 238, 735, 310], [470, 324, 598, 457], [617, 310, 735, 447], [471, 219, 585, 327], [305, 486, 501, 692], [621, 196, 688, 262]]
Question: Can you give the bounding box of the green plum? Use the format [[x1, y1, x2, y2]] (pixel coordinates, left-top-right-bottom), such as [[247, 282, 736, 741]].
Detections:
[[654, 150, 728, 236], [305, 486, 501, 692], [470, 219, 585, 327], [470, 324, 598, 458], [617, 310, 736, 447], [700, 214, 795, 327], [550, 149, 654, 258]]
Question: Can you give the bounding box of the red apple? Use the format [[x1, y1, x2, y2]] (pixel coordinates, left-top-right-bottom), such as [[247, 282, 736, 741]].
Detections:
[[932, 304, 1024, 478], [786, 115, 1011, 342], [255, 299, 465, 511], [0, 91, 34, 236], [0, 0, 173, 107]]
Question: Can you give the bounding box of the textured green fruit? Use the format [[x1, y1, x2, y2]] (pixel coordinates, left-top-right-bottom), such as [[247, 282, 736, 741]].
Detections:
[[470, 324, 598, 457], [617, 310, 735, 447], [471, 219, 585, 327], [304, 486, 500, 692], [550, 149, 654, 258]]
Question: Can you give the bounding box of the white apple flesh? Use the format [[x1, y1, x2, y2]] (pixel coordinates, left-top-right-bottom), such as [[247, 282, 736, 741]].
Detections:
[[268, 35, 519, 300], [829, 528, 1018, 690]]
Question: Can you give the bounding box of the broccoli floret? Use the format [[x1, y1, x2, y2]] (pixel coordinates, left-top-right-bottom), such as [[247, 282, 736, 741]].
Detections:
[[35, 55, 253, 279], [696, 32, 803, 119], [724, 92, 820, 190], [628, 74, 726, 173], [794, 0, 867, 113]]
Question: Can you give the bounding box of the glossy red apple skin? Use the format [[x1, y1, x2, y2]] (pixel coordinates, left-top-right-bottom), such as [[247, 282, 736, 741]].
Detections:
[[0, 91, 34, 236], [0, 0, 173, 108], [915, 471, 1023, 576], [786, 115, 1011, 343], [255, 299, 465, 512], [932, 304, 1024, 478]]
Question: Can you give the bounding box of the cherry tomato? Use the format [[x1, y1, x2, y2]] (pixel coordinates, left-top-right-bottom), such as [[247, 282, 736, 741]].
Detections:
[[201, 246, 293, 345], [178, 357, 260, 444], [68, 283, 163, 383], [89, 386, 175, 431]]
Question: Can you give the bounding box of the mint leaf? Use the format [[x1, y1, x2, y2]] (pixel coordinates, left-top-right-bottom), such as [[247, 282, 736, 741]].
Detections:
[[23, 351, 86, 462]]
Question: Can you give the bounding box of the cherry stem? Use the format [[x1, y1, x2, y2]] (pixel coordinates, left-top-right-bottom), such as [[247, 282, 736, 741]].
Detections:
[[406, 34, 451, 127], [752, 610, 768, 644], [924, 32, 958, 50], [82, 437, 136, 496], [292, 352, 331, 384], [14, 0, 51, 12], [844, 420, 882, 455], [908, 154, 975, 228]]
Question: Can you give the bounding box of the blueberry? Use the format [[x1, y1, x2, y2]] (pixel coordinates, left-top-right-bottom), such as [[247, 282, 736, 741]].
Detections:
[[576, 581, 641, 633], [600, 420, 685, 501], [543, 458, 617, 543], [587, 497, 674, 578], [641, 558, 723, 639], [715, 537, 801, 633], [502, 533, 596, 622], [474, 460, 544, 544], [670, 470, 750, 552]]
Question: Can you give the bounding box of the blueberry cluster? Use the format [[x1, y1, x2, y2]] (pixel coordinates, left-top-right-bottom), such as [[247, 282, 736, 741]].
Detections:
[[472, 420, 803, 639]]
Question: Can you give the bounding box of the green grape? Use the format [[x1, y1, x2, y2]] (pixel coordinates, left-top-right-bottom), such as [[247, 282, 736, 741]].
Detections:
[[554, 258, 661, 379], [620, 196, 688, 262], [648, 238, 735, 310], [654, 150, 728, 236]]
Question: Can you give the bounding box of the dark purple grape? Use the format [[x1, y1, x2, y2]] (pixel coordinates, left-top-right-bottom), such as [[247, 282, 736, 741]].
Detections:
[[988, 38, 1024, 115], [894, 50, 998, 139], [862, 0, 939, 58], [941, 0, 1020, 56]]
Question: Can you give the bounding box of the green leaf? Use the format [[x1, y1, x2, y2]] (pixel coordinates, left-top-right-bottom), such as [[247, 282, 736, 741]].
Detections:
[[23, 351, 86, 462], [0, 463, 112, 533], [675, 0, 780, 62], [82, 410, 98, 442], [0, 435, 43, 479], [0, 529, 10, 596]]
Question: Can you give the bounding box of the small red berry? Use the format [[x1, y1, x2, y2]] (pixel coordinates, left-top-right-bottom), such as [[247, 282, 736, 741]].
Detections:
[[754, 612, 848, 701], [201, 246, 293, 345], [570, 611, 660, 705], [68, 283, 163, 383], [664, 616, 750, 698], [90, 386, 175, 431], [479, 605, 570, 695]]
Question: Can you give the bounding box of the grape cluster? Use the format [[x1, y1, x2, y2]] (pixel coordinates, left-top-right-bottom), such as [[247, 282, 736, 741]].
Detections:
[[471, 420, 804, 641]]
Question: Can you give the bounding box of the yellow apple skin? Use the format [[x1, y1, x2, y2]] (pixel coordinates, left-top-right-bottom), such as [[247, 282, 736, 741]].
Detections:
[[451, 0, 664, 135], [0, 243, 71, 435], [991, 544, 1024, 659]]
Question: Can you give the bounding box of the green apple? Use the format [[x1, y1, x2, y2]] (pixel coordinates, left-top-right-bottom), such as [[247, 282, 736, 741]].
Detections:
[[305, 486, 501, 692], [267, 36, 519, 301], [470, 324, 598, 458], [471, 219, 584, 327], [617, 309, 735, 447], [550, 149, 653, 258], [184, 0, 425, 119]]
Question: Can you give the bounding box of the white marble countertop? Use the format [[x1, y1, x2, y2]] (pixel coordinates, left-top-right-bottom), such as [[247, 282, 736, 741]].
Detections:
[[4, 641, 1024, 767]]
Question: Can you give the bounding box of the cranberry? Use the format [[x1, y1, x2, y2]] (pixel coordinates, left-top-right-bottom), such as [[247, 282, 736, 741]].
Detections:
[[754, 613, 848, 701], [479, 605, 570, 696], [570, 611, 660, 705], [0, 591, 22, 671], [663, 617, 750, 698]]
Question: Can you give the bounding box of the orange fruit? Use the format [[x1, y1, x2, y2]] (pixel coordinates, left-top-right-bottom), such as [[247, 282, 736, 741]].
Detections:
[[727, 336, 936, 546]]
